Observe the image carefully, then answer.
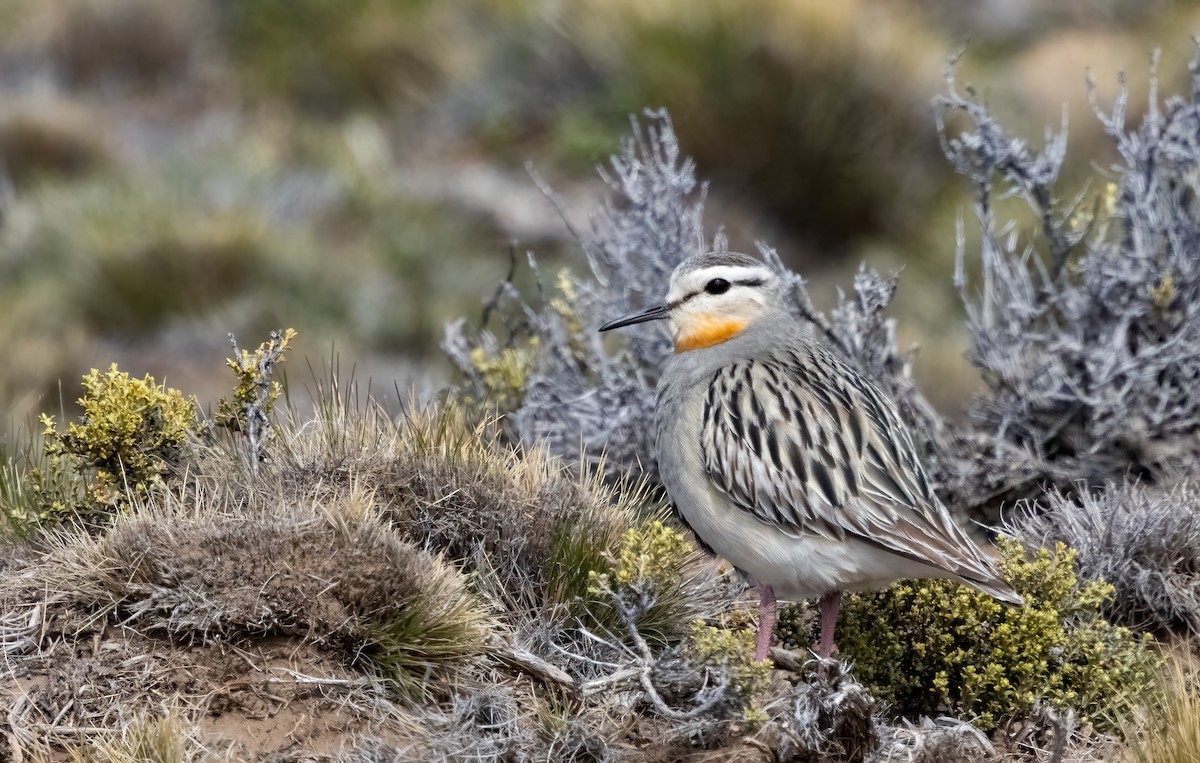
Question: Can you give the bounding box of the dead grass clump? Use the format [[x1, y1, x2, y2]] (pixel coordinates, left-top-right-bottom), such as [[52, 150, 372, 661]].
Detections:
[[0, 105, 111, 188], [745, 662, 879, 763], [1127, 652, 1200, 763], [342, 686, 545, 762], [274, 396, 679, 622], [333, 683, 647, 762], [874, 717, 997, 762], [3, 626, 403, 759], [333, 683, 635, 762], [52, 708, 233, 763], [379, 437, 639, 615], [268, 391, 728, 710], [49, 0, 206, 90], [3, 501, 493, 699]]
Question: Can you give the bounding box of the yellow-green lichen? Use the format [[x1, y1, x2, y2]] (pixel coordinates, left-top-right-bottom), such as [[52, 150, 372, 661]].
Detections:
[[1150, 275, 1177, 313], [467, 339, 538, 414]]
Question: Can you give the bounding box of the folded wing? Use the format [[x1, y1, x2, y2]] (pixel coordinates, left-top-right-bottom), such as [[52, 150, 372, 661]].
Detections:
[[700, 344, 1021, 604]]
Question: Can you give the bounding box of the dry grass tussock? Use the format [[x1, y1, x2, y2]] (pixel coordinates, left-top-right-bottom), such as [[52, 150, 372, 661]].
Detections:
[[265, 388, 719, 650], [1126, 649, 1200, 763], [0, 457, 499, 757]]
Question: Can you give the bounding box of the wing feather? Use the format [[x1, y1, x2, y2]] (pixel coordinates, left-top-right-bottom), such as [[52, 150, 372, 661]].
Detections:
[[701, 344, 1018, 600]]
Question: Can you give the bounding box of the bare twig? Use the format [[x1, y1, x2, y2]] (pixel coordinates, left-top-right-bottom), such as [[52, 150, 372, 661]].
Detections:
[[494, 643, 578, 694]]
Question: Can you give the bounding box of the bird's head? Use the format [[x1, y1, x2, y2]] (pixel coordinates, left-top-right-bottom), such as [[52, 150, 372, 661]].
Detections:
[[599, 252, 780, 352]]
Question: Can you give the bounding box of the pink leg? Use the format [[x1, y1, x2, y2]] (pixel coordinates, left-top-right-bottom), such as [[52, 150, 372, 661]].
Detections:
[[817, 591, 842, 659], [755, 585, 777, 662]]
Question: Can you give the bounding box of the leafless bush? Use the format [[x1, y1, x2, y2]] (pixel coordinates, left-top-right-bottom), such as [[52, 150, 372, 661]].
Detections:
[[940, 48, 1200, 512], [446, 111, 703, 482], [1011, 481, 1200, 638], [873, 716, 996, 762]]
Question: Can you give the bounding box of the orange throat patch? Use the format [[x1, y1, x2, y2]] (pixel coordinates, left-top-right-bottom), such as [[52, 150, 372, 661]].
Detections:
[[674, 316, 747, 352]]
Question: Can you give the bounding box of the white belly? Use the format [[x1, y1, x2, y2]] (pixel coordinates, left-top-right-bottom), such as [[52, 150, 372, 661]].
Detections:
[[676, 484, 947, 600]]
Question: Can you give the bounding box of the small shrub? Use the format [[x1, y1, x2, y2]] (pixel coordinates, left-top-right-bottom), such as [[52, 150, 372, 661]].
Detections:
[[1, 433, 88, 537], [457, 270, 588, 421], [815, 539, 1161, 731], [587, 519, 701, 645], [36, 365, 194, 522], [216, 328, 297, 468], [686, 621, 772, 724], [587, 521, 762, 729], [615, 0, 947, 250], [463, 339, 539, 416], [0, 106, 110, 188], [4, 176, 276, 336], [48, 0, 204, 91], [49, 0, 204, 90], [591, 520, 689, 597]]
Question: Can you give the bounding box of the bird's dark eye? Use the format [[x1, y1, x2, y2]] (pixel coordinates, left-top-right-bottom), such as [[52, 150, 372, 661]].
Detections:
[[705, 278, 731, 295]]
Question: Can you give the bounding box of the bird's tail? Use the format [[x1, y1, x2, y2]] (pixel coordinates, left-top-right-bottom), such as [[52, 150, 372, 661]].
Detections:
[[962, 575, 1024, 606]]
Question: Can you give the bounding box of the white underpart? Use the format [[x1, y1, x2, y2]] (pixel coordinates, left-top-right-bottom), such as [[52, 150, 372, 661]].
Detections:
[[682, 478, 952, 599]]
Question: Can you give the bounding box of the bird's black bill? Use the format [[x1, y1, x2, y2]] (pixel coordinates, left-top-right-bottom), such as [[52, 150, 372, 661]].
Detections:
[[598, 303, 670, 332]]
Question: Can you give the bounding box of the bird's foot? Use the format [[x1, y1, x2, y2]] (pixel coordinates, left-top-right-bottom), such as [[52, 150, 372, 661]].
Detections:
[[755, 584, 778, 663]]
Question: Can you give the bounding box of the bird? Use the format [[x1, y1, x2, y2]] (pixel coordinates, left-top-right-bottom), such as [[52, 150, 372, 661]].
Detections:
[[599, 250, 1022, 664]]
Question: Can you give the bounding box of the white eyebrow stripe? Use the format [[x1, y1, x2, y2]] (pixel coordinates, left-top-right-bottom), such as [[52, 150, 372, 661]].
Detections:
[[683, 264, 775, 286]]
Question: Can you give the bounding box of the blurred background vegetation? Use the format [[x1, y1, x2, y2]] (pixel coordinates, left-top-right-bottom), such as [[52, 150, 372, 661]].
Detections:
[[2, 0, 1199, 433]]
